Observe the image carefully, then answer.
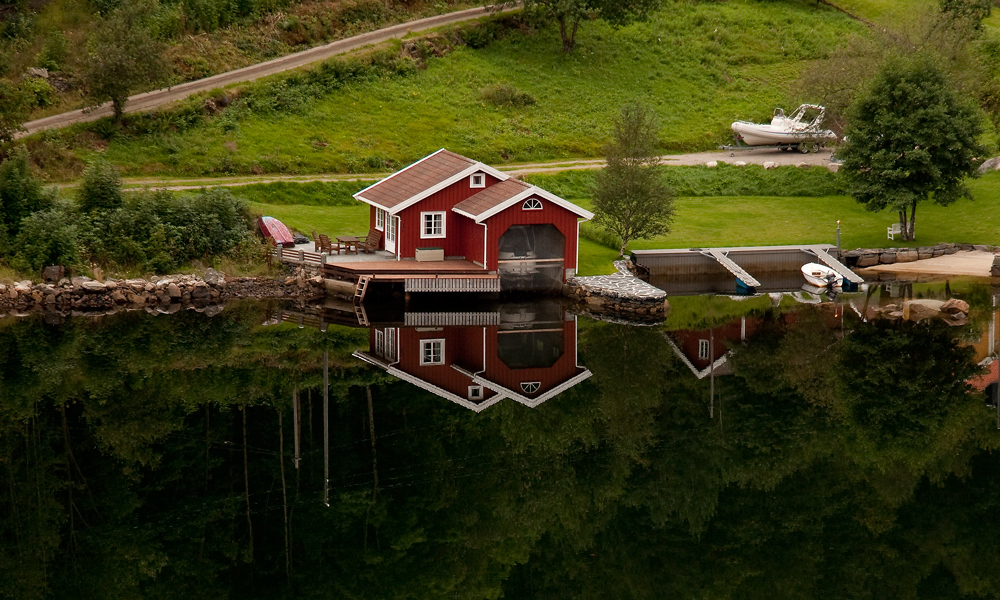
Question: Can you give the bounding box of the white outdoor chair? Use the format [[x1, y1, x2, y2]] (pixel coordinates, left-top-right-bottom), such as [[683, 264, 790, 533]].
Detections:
[[887, 223, 902, 240]]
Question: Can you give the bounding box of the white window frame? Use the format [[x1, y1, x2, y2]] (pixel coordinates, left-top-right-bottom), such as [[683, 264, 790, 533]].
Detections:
[[374, 329, 385, 357], [698, 339, 710, 360], [522, 198, 543, 210], [375, 208, 386, 231], [385, 328, 398, 362], [470, 173, 486, 188], [419, 339, 445, 365], [420, 211, 446, 239], [520, 382, 541, 394], [468, 385, 484, 401]]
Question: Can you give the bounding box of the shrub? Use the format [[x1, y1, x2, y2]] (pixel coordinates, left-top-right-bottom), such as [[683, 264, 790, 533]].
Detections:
[[79, 157, 123, 213], [21, 77, 56, 108], [36, 31, 69, 71], [480, 83, 536, 107], [13, 204, 82, 273], [0, 147, 50, 235]]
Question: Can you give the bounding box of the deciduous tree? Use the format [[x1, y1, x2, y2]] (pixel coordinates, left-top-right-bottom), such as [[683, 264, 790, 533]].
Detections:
[[839, 58, 986, 241], [0, 81, 30, 144], [494, 0, 661, 53], [592, 102, 673, 256], [81, 0, 171, 123]]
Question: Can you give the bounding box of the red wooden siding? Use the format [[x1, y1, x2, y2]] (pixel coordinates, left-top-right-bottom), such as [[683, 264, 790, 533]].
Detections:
[[458, 218, 486, 266], [482, 195, 580, 273], [391, 174, 501, 259], [481, 320, 584, 399], [387, 327, 496, 402]]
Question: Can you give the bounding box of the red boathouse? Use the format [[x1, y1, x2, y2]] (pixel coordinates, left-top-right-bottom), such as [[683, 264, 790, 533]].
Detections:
[[353, 149, 594, 291]]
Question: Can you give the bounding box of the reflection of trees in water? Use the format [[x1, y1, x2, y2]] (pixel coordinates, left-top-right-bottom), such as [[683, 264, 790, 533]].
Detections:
[[1, 303, 999, 598]]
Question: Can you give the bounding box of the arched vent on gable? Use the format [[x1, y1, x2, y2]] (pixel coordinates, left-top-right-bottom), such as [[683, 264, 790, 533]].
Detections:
[[520, 382, 541, 394], [522, 198, 542, 210]]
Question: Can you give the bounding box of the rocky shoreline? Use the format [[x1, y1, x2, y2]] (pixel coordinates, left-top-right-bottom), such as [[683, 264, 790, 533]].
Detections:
[[0, 268, 325, 317], [839, 242, 999, 270]]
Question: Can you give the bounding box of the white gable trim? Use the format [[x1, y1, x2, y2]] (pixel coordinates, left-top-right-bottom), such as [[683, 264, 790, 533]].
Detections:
[[455, 185, 594, 223], [463, 369, 593, 408], [354, 351, 506, 412], [354, 151, 510, 214], [353, 148, 447, 202], [663, 335, 731, 379]]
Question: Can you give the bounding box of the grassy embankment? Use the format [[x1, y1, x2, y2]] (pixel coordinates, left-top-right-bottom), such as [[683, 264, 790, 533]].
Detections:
[[50, 0, 865, 177]]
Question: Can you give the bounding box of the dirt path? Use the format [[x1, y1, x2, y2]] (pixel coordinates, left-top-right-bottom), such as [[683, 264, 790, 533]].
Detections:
[[20, 6, 508, 137], [110, 148, 837, 191]]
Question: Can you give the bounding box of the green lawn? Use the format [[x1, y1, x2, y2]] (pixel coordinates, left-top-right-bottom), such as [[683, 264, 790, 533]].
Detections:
[[242, 170, 1000, 277], [95, 0, 864, 177]]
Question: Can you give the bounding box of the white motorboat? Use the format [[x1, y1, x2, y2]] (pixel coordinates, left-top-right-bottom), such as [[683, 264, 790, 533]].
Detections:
[[801, 263, 843, 288], [731, 104, 838, 148]]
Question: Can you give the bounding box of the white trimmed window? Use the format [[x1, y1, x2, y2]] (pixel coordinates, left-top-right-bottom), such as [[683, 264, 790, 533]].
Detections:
[[375, 208, 386, 231], [420, 339, 445, 365], [421, 211, 446, 239], [698, 339, 710, 360], [375, 329, 385, 357], [385, 328, 397, 362], [522, 198, 543, 210], [470, 173, 486, 188], [520, 382, 541, 394], [468, 385, 484, 401]]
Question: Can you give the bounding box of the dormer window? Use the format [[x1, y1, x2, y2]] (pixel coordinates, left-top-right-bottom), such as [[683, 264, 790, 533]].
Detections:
[[470, 173, 485, 188], [522, 198, 542, 210], [520, 382, 541, 394]]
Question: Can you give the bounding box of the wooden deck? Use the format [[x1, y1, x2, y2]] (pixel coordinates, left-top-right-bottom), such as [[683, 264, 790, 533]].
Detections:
[[322, 258, 493, 280]]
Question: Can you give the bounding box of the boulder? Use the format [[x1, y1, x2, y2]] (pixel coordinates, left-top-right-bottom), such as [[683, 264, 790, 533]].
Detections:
[[826, 163, 840, 173], [71, 276, 92, 287], [42, 266, 65, 282], [705, 161, 718, 168], [81, 281, 106, 292], [857, 254, 880, 267], [166, 283, 182, 299], [903, 299, 946, 321], [763, 161, 777, 170], [26, 67, 48, 79], [977, 156, 1000, 175], [941, 298, 970, 314], [974, 245, 992, 252], [896, 250, 918, 263], [879, 252, 897, 264], [734, 161, 747, 167]]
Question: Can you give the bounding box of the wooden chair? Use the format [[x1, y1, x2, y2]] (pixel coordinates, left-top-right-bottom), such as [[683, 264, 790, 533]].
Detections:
[[318, 234, 336, 254], [361, 228, 381, 253]]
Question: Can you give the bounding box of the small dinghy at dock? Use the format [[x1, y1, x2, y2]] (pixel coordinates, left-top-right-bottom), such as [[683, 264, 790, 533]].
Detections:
[[259, 216, 296, 248], [801, 262, 843, 288]]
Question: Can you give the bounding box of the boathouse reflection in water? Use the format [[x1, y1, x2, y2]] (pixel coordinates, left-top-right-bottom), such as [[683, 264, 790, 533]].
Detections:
[[353, 300, 591, 411]]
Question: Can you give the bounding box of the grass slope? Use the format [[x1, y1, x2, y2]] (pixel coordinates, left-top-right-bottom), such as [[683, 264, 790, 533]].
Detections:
[[96, 0, 863, 177]]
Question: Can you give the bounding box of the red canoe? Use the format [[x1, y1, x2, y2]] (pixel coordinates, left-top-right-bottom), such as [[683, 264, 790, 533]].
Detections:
[[258, 216, 295, 248]]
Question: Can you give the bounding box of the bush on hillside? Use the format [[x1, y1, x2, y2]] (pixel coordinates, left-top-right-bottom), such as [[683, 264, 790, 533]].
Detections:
[[481, 83, 536, 108], [0, 147, 52, 235], [79, 157, 123, 213]]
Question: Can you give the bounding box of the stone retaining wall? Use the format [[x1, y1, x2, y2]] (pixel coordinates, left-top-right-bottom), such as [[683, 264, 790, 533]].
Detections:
[[0, 267, 325, 317], [839, 243, 999, 268], [563, 260, 669, 322]]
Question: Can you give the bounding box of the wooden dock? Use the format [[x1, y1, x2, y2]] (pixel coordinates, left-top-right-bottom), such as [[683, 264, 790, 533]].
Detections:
[[632, 244, 863, 293]]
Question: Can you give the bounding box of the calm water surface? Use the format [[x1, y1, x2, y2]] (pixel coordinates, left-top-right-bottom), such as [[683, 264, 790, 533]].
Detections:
[[2, 282, 1000, 599]]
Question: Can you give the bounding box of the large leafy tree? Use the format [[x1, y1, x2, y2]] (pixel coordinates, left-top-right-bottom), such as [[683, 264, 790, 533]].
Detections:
[[81, 0, 172, 123], [839, 58, 986, 241], [495, 0, 661, 52], [592, 101, 674, 256]]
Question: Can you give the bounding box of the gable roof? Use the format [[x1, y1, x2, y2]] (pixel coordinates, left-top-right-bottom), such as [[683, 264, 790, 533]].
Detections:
[[353, 149, 509, 214], [452, 179, 594, 222]]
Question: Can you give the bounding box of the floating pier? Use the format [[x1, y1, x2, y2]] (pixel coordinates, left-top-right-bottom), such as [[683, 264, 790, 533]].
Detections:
[[632, 244, 863, 295]]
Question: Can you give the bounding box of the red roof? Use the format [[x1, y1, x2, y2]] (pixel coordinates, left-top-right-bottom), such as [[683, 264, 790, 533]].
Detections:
[[452, 178, 531, 218], [355, 149, 493, 211], [969, 360, 999, 392]]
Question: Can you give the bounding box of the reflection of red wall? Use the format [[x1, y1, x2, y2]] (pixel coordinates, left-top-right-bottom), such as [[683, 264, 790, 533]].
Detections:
[[482, 321, 582, 400], [673, 318, 763, 371], [483, 195, 580, 274], [393, 175, 501, 259]]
